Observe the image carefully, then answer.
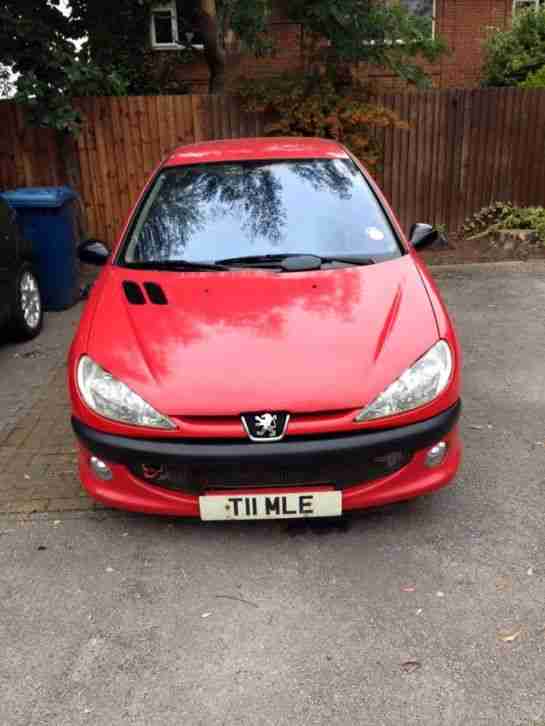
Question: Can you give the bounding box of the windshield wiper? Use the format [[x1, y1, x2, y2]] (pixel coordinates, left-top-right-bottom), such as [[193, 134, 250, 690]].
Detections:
[[215, 253, 292, 266], [315, 255, 376, 266], [215, 253, 375, 271], [124, 260, 229, 272]]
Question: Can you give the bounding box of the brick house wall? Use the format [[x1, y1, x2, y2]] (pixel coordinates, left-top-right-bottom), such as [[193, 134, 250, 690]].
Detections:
[[435, 0, 512, 87], [155, 0, 513, 92]]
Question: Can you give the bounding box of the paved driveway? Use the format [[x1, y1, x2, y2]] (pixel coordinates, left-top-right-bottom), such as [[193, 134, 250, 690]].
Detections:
[[1, 262, 544, 725]]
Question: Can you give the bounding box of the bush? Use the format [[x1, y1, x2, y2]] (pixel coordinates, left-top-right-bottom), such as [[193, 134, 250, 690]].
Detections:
[[502, 206, 545, 241], [462, 202, 545, 242], [520, 64, 545, 88], [236, 71, 408, 171], [482, 7, 545, 87]]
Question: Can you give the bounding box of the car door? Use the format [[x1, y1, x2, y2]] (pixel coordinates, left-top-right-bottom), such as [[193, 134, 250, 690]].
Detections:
[[0, 199, 18, 324]]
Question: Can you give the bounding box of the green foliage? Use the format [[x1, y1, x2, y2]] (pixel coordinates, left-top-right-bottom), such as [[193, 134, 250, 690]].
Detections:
[[462, 202, 545, 243], [2, 0, 448, 132], [482, 7, 545, 87], [1, 1, 131, 131], [520, 64, 545, 88], [71, 0, 276, 93], [237, 71, 409, 170], [502, 206, 545, 242], [0, 0, 76, 116], [285, 0, 446, 87], [226, 0, 275, 56], [1, 0, 191, 131], [236, 0, 447, 163], [69, 0, 192, 95], [15, 58, 129, 133], [0, 0, 74, 75]]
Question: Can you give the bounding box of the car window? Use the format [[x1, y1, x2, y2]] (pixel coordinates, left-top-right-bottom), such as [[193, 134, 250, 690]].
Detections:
[[122, 158, 402, 265]]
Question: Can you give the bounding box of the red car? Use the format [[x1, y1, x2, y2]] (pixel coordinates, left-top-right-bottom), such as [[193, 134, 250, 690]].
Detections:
[[69, 138, 461, 521]]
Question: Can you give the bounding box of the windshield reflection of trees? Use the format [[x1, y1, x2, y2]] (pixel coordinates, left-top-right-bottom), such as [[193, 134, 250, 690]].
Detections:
[[135, 160, 358, 261]]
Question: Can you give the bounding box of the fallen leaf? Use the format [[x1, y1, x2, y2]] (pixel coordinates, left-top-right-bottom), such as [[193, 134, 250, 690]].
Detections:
[[527, 567, 534, 576], [416, 608, 423, 615], [121, 532, 129, 537], [201, 612, 212, 618], [402, 586, 416, 593], [24, 474, 30, 480], [498, 628, 522, 643], [436, 591, 445, 598], [496, 576, 511, 591], [37, 545, 47, 551], [106, 567, 114, 573], [401, 660, 422, 674], [469, 425, 484, 430]]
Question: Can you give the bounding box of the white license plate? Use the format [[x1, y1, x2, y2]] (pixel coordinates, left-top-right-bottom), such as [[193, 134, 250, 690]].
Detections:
[[199, 491, 342, 521]]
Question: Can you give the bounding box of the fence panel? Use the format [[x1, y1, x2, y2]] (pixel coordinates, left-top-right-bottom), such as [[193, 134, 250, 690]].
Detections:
[[0, 89, 544, 244]]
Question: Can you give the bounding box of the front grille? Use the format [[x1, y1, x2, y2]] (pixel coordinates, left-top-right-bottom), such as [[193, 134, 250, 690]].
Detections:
[[129, 449, 412, 494]]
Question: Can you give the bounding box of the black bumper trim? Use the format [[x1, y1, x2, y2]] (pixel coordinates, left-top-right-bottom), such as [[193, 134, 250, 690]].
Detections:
[[72, 400, 461, 467]]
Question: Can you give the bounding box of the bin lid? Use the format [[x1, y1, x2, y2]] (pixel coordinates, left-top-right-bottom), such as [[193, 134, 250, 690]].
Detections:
[[0, 186, 77, 209]]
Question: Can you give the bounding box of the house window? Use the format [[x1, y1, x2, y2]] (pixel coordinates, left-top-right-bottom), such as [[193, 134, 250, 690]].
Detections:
[[399, 0, 436, 37], [513, 0, 543, 14], [150, 1, 204, 50]]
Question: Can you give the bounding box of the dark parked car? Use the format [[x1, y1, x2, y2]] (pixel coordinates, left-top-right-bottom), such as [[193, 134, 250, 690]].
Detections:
[[0, 197, 43, 340]]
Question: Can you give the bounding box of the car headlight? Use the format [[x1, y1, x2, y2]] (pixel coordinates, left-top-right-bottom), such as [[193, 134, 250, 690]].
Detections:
[[355, 340, 453, 422], [77, 355, 176, 430]]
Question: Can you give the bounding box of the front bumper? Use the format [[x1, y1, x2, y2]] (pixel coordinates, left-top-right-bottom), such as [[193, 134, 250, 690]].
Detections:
[[72, 401, 462, 517]]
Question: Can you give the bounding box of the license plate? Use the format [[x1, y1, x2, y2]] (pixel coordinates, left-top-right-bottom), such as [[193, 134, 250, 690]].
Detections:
[[199, 491, 342, 521]]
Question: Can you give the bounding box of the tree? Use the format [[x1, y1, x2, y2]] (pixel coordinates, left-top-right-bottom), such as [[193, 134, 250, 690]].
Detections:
[[2, 1, 445, 103], [0, 0, 75, 104], [0, 0, 128, 131], [201, 0, 445, 92], [280, 0, 444, 86], [482, 6, 545, 87]]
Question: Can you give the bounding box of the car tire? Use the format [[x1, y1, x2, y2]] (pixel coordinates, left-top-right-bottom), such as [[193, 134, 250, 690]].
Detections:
[[9, 263, 44, 341]]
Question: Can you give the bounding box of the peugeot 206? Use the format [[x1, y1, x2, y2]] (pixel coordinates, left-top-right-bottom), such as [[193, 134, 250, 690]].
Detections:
[[69, 138, 461, 521]]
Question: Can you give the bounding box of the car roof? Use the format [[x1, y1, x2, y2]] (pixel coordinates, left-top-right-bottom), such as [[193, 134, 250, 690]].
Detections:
[[164, 137, 348, 167]]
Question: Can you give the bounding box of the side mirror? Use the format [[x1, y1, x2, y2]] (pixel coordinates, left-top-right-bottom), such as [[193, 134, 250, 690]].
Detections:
[[78, 239, 110, 266], [409, 223, 448, 249]]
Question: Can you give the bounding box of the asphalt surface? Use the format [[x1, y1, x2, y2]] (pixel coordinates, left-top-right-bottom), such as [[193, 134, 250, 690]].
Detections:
[[1, 262, 545, 726]]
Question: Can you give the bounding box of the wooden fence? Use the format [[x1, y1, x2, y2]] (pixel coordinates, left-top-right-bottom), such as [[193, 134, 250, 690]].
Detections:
[[1, 89, 545, 244]]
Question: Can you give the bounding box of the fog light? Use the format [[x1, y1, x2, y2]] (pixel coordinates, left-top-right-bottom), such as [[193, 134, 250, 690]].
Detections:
[[90, 456, 113, 481], [426, 442, 448, 468]]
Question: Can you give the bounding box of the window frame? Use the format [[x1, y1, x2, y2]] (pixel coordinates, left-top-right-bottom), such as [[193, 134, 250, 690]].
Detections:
[[150, 1, 204, 51]]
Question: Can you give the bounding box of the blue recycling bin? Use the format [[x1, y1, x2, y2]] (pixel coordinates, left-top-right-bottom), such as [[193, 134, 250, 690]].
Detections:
[[0, 186, 80, 310]]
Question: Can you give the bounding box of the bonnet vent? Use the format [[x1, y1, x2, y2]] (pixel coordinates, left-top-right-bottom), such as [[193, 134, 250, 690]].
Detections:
[[144, 282, 168, 305], [122, 281, 146, 305]]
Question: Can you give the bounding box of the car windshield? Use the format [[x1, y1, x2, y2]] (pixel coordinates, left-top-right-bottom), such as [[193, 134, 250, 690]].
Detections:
[[121, 158, 402, 266]]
